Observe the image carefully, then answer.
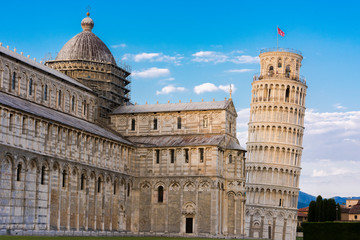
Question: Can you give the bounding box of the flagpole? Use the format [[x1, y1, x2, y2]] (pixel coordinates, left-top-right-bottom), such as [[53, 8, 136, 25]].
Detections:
[[276, 26, 279, 51]]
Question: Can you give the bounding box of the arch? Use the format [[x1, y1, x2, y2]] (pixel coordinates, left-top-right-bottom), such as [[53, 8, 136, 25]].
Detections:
[[182, 201, 196, 215], [177, 117, 182, 129], [157, 186, 164, 203], [184, 181, 196, 191]]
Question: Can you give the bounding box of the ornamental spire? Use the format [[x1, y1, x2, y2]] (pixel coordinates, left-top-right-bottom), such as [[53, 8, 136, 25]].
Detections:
[[81, 7, 94, 32], [229, 84, 232, 99]]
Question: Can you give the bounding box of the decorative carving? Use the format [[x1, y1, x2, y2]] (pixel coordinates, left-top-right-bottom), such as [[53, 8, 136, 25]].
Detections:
[[141, 182, 150, 191], [182, 202, 196, 215], [199, 181, 210, 191], [170, 182, 180, 191], [184, 181, 195, 191]]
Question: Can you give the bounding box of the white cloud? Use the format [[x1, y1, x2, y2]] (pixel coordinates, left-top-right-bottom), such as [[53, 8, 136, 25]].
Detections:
[[134, 53, 160, 61], [111, 43, 127, 48], [122, 52, 183, 65], [333, 103, 347, 109], [156, 85, 186, 95], [236, 108, 250, 147], [194, 83, 219, 94], [225, 69, 255, 73], [305, 109, 360, 135], [218, 84, 236, 93], [234, 107, 360, 197], [230, 55, 260, 64], [192, 51, 228, 63], [194, 83, 236, 94], [132, 67, 170, 79], [192, 50, 259, 64], [158, 77, 175, 85], [301, 109, 360, 197]]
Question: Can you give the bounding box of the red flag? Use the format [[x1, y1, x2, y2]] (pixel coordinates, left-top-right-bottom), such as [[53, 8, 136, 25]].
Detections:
[[278, 27, 285, 37]]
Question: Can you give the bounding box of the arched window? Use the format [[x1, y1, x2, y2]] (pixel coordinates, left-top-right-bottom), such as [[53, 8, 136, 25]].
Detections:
[[58, 90, 62, 107], [285, 87, 290, 102], [170, 149, 175, 163], [131, 119, 136, 131], [229, 154, 233, 163], [71, 96, 75, 112], [22, 116, 28, 134], [83, 100, 87, 116], [177, 117, 181, 129], [16, 164, 22, 181], [199, 148, 204, 163], [80, 174, 85, 190], [9, 113, 14, 132], [29, 78, 33, 95], [34, 120, 39, 137], [155, 149, 160, 164], [43, 84, 48, 101], [11, 72, 16, 90], [97, 177, 102, 193], [184, 149, 189, 163], [269, 66, 274, 72], [127, 183, 130, 197], [62, 170, 67, 188], [114, 181, 117, 195], [158, 186, 164, 203], [41, 166, 46, 185], [153, 118, 158, 130], [203, 116, 208, 128], [278, 58, 282, 68], [47, 124, 52, 140], [285, 65, 291, 78]]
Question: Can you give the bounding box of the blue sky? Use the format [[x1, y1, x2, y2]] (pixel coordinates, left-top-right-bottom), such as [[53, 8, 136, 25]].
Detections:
[[1, 0, 360, 198]]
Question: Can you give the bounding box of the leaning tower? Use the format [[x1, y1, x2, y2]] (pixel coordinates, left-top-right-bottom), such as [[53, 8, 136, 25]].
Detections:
[[245, 49, 307, 240]]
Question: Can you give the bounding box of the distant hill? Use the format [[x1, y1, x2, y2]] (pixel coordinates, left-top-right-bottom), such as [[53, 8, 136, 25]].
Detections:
[[298, 191, 316, 208], [297, 191, 360, 209]]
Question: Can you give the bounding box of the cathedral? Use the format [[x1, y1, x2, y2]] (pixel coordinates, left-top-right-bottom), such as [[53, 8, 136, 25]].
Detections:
[[0, 12, 246, 237], [0, 12, 306, 240]]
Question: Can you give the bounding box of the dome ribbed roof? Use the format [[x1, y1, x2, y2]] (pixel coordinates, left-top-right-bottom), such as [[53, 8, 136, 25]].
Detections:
[[56, 13, 116, 65]]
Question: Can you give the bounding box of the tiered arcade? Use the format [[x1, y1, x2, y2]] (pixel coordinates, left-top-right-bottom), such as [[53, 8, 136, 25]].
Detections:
[[245, 49, 307, 240]]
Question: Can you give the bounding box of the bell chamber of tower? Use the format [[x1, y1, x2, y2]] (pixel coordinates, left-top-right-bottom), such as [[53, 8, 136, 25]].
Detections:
[[245, 48, 307, 240]]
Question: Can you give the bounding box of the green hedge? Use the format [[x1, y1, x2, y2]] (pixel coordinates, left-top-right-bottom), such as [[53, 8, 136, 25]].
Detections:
[[302, 222, 360, 240]]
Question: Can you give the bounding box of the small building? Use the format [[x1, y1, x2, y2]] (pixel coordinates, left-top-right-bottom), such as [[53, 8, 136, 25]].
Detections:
[[297, 207, 308, 227], [340, 199, 360, 221]]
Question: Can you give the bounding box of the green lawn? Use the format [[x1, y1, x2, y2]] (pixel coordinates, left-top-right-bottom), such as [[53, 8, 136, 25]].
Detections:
[[0, 237, 275, 240], [0, 237, 254, 240], [0, 237, 304, 240]]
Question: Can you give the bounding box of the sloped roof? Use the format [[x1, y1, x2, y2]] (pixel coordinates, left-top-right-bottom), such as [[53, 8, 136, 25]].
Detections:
[[226, 139, 246, 151], [112, 100, 231, 114], [0, 45, 93, 92], [349, 200, 360, 214], [127, 134, 245, 151], [0, 91, 132, 145], [298, 207, 309, 212], [127, 134, 225, 148]]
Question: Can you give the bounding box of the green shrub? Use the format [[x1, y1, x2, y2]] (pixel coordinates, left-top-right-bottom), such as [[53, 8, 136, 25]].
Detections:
[[302, 222, 360, 240]]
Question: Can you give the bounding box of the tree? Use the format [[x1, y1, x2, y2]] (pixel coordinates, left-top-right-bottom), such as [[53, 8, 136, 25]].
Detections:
[[336, 203, 341, 221], [315, 195, 323, 222], [322, 198, 328, 221], [327, 198, 336, 221], [308, 200, 316, 222]]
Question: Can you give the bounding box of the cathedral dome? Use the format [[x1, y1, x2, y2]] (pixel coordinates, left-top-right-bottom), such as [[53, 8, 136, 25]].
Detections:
[[56, 12, 116, 65]]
